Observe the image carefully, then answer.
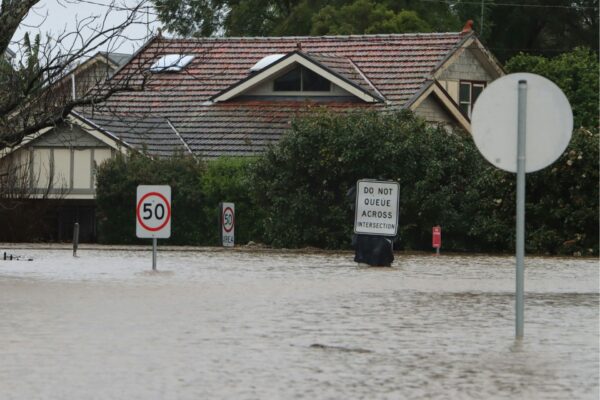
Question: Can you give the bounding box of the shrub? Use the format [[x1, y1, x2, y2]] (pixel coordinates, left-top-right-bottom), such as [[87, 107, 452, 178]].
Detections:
[[96, 152, 205, 245], [251, 110, 598, 254], [199, 157, 265, 245], [96, 153, 261, 246], [251, 110, 484, 250]]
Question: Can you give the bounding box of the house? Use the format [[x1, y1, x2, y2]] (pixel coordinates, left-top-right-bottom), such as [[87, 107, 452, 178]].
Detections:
[[0, 52, 130, 241], [0, 31, 503, 241]]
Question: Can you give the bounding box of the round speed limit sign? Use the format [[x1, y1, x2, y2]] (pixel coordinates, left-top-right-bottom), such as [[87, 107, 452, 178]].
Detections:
[[136, 185, 171, 238]]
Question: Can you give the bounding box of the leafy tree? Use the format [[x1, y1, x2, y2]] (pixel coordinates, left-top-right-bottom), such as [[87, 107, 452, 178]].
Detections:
[[453, 0, 599, 62], [505, 47, 599, 128], [0, 1, 151, 148], [311, 0, 431, 35], [153, 0, 457, 36]]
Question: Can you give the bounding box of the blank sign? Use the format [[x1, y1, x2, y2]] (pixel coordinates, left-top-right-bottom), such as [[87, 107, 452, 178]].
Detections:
[[471, 73, 573, 173]]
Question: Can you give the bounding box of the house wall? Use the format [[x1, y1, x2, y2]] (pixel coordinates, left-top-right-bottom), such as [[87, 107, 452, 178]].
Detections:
[[73, 62, 117, 99], [413, 95, 455, 125], [437, 48, 494, 104], [1, 124, 115, 200]]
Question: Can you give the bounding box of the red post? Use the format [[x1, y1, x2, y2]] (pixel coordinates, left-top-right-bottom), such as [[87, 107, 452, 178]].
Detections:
[[432, 226, 442, 255]]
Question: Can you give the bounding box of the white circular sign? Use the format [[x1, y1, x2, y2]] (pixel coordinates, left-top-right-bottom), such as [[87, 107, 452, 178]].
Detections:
[[136, 185, 172, 239], [471, 73, 573, 173]]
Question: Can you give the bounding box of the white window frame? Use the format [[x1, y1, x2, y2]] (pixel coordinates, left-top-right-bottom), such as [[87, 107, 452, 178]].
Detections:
[[459, 80, 486, 118]]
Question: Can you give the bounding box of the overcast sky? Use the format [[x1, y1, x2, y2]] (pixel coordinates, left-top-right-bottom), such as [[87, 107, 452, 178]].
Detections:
[[15, 0, 162, 57]]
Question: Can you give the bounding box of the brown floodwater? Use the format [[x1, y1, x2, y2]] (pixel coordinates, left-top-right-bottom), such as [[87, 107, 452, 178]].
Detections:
[[0, 248, 597, 399]]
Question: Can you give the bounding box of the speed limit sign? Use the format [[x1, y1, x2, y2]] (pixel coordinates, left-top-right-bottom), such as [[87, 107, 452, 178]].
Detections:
[[136, 185, 171, 239], [220, 202, 235, 247]]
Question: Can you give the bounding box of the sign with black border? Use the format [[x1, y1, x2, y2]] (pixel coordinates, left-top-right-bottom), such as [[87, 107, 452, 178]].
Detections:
[[354, 179, 399, 236]]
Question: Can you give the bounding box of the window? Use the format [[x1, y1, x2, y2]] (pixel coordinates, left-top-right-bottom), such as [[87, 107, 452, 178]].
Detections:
[[250, 54, 285, 72], [273, 66, 330, 92], [459, 81, 486, 118], [150, 54, 195, 73]]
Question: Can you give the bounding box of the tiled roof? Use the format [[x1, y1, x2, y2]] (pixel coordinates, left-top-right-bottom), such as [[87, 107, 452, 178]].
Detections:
[[75, 112, 190, 158], [173, 99, 374, 157], [304, 52, 383, 100], [80, 33, 469, 158]]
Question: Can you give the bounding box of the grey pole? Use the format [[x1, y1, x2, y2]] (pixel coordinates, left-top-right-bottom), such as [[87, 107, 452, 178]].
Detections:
[[152, 237, 157, 271], [73, 222, 80, 257], [516, 80, 527, 338]]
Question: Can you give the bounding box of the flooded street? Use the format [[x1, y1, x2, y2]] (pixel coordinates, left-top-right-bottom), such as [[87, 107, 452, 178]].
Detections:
[[0, 247, 598, 399]]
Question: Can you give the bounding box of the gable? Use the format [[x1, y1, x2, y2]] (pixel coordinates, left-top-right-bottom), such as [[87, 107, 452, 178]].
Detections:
[[438, 47, 494, 83], [243, 64, 357, 98], [212, 52, 383, 103], [413, 95, 455, 125], [29, 124, 108, 148]]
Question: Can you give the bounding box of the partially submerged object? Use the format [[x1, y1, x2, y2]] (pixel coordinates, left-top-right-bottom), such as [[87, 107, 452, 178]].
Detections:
[[2, 252, 33, 261]]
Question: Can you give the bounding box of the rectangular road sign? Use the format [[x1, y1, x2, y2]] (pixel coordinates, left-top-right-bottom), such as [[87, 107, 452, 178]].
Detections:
[[136, 185, 172, 239], [354, 179, 399, 236], [432, 226, 442, 249], [220, 202, 235, 247]]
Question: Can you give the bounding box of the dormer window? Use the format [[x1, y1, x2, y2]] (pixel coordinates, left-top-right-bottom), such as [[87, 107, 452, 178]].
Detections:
[[150, 54, 194, 73], [273, 66, 330, 92]]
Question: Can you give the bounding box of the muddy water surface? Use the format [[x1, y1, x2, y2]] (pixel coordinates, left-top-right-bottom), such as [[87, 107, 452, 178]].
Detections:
[[0, 249, 597, 399]]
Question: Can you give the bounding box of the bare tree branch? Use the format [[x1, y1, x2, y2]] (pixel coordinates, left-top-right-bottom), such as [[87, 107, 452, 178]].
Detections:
[[0, 0, 154, 148]]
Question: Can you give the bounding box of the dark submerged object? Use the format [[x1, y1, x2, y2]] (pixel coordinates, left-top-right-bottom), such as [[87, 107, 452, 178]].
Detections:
[[353, 234, 394, 266], [347, 185, 395, 267]]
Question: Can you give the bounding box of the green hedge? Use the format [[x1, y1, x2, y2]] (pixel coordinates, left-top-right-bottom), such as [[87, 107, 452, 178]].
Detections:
[[96, 111, 598, 255], [96, 153, 205, 244], [96, 153, 263, 245]]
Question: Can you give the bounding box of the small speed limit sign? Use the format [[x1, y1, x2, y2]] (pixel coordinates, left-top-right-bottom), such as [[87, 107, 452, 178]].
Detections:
[[220, 202, 235, 247], [136, 185, 171, 239]]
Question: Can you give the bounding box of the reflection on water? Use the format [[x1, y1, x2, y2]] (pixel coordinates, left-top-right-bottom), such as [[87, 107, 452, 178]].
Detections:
[[0, 249, 597, 399]]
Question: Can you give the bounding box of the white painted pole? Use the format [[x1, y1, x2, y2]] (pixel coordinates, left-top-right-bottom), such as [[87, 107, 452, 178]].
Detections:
[[516, 80, 527, 338], [152, 237, 157, 271]]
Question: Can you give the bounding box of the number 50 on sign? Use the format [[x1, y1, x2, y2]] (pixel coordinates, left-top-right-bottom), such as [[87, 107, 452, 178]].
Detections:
[[136, 185, 172, 239]]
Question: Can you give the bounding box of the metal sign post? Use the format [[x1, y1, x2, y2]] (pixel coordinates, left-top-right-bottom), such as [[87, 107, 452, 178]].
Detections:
[[136, 185, 172, 271], [152, 237, 158, 271], [471, 73, 573, 339], [515, 80, 527, 338], [72, 222, 80, 257]]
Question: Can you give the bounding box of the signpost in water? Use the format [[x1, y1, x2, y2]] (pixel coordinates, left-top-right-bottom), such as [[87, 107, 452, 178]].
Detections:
[[136, 185, 172, 271], [471, 73, 573, 338], [354, 180, 399, 236]]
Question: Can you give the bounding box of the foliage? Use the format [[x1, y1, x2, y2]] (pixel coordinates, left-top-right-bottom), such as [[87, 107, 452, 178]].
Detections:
[[311, 1, 431, 35], [250, 110, 598, 254], [96, 153, 261, 246], [250, 110, 482, 249], [96, 152, 206, 245], [468, 128, 599, 255], [198, 157, 265, 245], [453, 0, 599, 62], [95, 113, 597, 255], [154, 0, 598, 63], [0, 2, 149, 147], [152, 0, 457, 36], [505, 47, 599, 128]]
